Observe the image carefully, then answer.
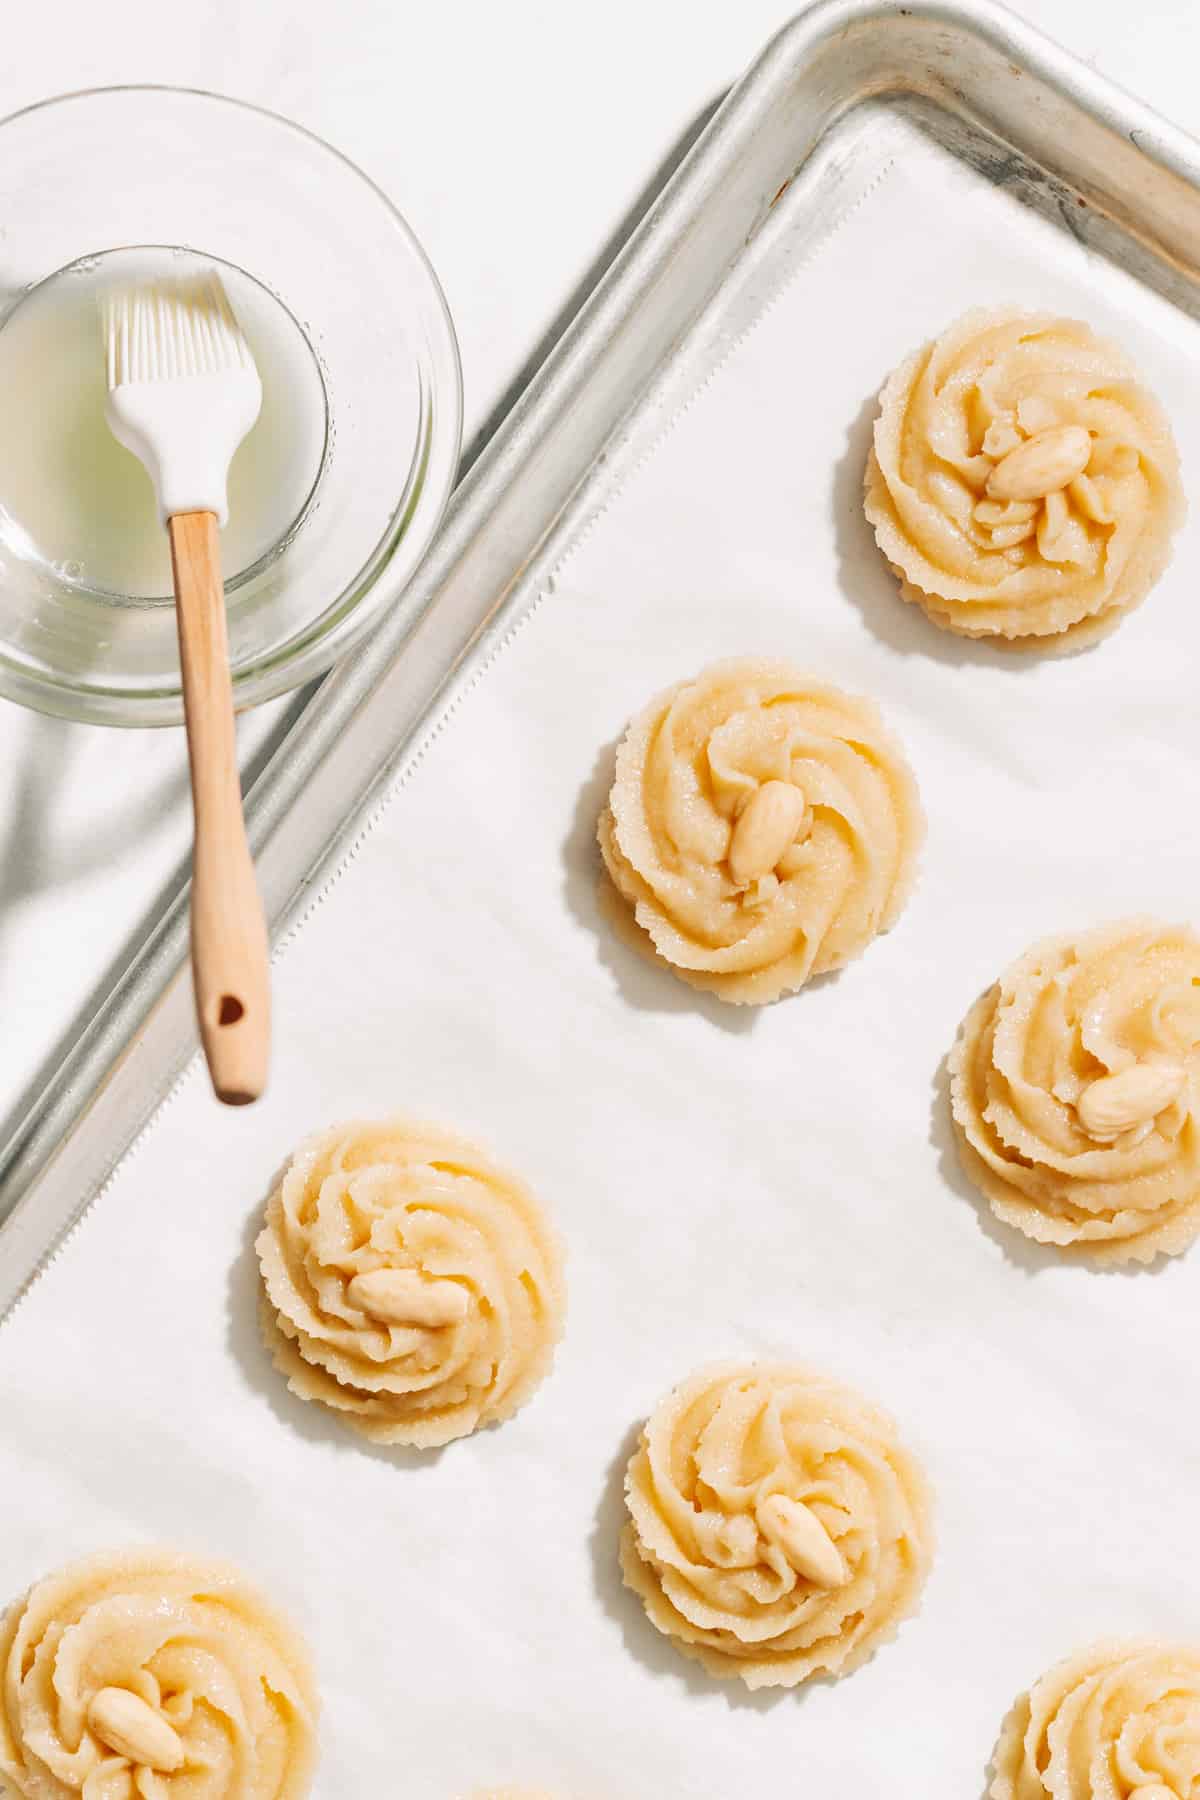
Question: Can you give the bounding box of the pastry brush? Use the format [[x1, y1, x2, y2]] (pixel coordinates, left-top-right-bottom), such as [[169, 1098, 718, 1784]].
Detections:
[[104, 273, 269, 1106]]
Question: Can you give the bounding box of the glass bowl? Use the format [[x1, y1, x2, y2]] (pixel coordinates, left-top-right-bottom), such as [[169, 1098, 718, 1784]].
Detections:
[[0, 86, 462, 726]]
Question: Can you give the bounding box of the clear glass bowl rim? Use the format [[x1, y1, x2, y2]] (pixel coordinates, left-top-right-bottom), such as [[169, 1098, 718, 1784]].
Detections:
[[0, 82, 464, 728]]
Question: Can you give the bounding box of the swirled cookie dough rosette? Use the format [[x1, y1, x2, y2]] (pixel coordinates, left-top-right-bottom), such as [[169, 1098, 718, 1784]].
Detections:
[[864, 310, 1184, 648], [950, 919, 1200, 1265], [598, 659, 923, 1004], [257, 1119, 566, 1447], [0, 1549, 317, 1799], [620, 1363, 933, 1689], [990, 1641, 1200, 1800]]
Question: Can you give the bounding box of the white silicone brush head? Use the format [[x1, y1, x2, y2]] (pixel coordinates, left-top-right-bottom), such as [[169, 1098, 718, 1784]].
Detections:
[[103, 272, 263, 526]]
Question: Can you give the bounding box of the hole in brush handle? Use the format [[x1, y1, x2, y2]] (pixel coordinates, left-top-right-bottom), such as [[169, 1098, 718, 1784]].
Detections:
[[218, 995, 245, 1026]]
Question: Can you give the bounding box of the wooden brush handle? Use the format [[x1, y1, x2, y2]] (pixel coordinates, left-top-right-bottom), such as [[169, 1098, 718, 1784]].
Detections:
[[169, 511, 270, 1105]]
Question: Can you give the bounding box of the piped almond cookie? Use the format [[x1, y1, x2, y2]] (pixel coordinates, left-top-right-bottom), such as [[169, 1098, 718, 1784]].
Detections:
[[0, 1549, 318, 1799], [989, 1641, 1200, 1799], [619, 1362, 933, 1689], [257, 1119, 566, 1447], [597, 658, 923, 1004], [864, 309, 1184, 648], [949, 918, 1200, 1265]]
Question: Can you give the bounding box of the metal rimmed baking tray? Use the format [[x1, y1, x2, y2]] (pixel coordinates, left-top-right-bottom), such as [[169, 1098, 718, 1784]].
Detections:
[[4, 0, 1200, 1315], [4, 3, 1200, 1791]]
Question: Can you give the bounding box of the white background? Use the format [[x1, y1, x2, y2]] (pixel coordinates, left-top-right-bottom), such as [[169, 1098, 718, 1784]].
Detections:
[[1, 0, 1199, 1119]]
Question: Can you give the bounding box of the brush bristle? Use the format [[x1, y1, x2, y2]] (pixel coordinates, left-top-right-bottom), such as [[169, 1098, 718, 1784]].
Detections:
[[104, 273, 256, 388]]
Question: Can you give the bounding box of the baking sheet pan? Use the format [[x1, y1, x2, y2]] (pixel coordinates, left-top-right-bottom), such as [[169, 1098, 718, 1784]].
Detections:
[[3, 7, 1200, 1793]]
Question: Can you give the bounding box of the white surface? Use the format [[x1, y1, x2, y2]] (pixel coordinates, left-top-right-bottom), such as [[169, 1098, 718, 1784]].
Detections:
[[0, 0, 1199, 1126], [3, 104, 1200, 1798]]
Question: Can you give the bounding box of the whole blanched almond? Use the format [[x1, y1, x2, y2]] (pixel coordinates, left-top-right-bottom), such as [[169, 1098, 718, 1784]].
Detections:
[[1068, 472, 1112, 524], [757, 1494, 846, 1588], [88, 1687, 184, 1771], [728, 781, 807, 887], [347, 1268, 469, 1327], [986, 425, 1091, 501], [1076, 1061, 1186, 1139]]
